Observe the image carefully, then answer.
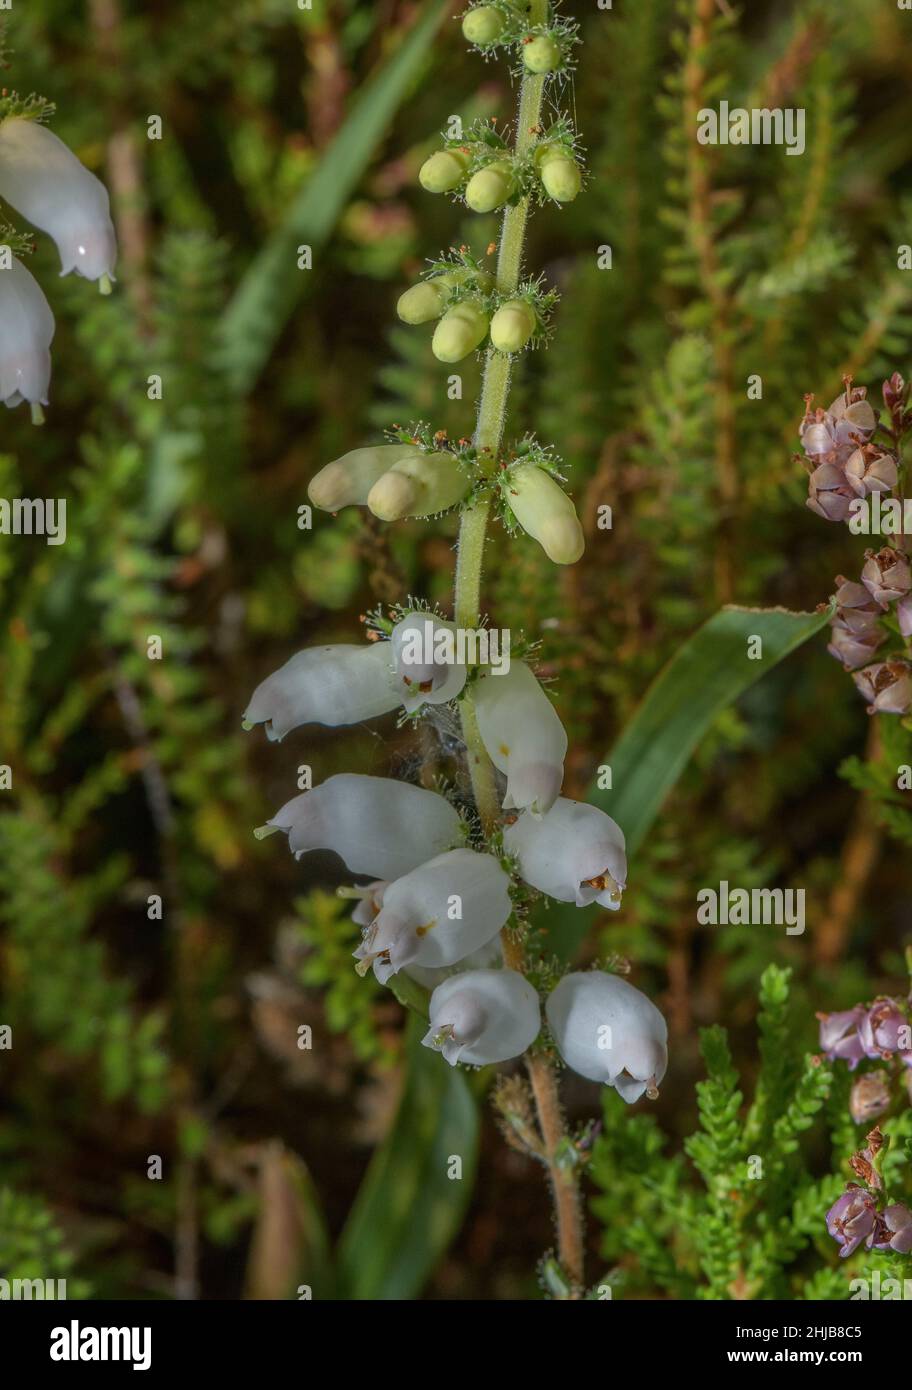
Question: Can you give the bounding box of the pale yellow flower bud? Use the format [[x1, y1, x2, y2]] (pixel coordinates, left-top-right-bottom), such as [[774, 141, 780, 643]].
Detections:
[[431, 301, 490, 362], [462, 6, 507, 47], [419, 148, 471, 194], [367, 451, 470, 519], [308, 444, 420, 511], [490, 299, 537, 353], [535, 144, 581, 203], [465, 160, 516, 214], [507, 463, 584, 564]]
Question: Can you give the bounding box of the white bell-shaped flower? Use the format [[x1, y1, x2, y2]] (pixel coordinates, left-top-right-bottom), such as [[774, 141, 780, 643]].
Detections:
[[243, 641, 399, 741], [546, 971, 668, 1102], [0, 255, 54, 416], [504, 797, 626, 909], [353, 848, 511, 983], [391, 611, 467, 712], [0, 117, 117, 284], [473, 660, 567, 817], [348, 889, 502, 988], [422, 968, 541, 1066], [264, 775, 461, 881]]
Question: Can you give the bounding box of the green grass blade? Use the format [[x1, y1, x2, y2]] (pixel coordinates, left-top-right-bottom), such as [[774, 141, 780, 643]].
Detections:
[[336, 1013, 479, 1300], [547, 603, 833, 959]]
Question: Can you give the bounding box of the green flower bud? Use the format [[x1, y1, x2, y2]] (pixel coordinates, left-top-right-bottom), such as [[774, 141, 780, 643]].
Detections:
[[535, 144, 581, 203], [397, 279, 450, 325], [432, 300, 490, 362], [465, 160, 516, 214], [419, 148, 471, 194], [462, 6, 507, 47], [506, 464, 585, 565], [490, 299, 537, 354], [308, 444, 421, 511], [522, 35, 562, 74], [367, 451, 470, 520]]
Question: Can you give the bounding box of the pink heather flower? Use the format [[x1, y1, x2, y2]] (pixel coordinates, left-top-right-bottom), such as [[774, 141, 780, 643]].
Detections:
[[870, 1203, 912, 1255], [827, 387, 877, 445], [897, 594, 912, 639], [827, 624, 884, 671], [832, 579, 886, 632], [817, 1006, 866, 1070], [860, 547, 912, 606], [859, 997, 912, 1062], [826, 1187, 878, 1258], [806, 463, 855, 522], [849, 1071, 892, 1126], [852, 661, 912, 715], [844, 445, 898, 498]]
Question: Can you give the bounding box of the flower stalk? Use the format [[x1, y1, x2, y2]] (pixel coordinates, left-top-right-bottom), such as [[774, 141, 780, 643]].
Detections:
[[453, 0, 587, 1293]]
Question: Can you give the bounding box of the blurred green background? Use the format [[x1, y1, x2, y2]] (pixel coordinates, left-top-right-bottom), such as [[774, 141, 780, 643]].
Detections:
[[1, 0, 912, 1299]]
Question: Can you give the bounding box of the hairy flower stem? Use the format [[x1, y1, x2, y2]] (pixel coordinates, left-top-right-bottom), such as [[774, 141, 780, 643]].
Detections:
[[455, 0, 549, 833], [527, 1052, 585, 1291], [453, 1, 586, 1293]]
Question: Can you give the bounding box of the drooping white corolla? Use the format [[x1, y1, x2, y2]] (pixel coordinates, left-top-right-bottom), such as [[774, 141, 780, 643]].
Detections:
[[0, 255, 54, 417], [0, 117, 117, 284], [243, 642, 399, 741], [546, 971, 668, 1102], [353, 848, 511, 984], [261, 775, 462, 881], [504, 797, 626, 910], [423, 968, 541, 1066], [473, 660, 567, 817]]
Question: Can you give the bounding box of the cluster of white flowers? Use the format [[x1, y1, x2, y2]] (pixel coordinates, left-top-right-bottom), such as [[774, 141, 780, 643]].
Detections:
[[244, 611, 668, 1100], [0, 114, 117, 420]]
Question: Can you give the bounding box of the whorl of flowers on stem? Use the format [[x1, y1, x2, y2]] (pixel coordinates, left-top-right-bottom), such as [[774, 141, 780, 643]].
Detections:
[[418, 115, 584, 210], [458, 2, 580, 80], [396, 247, 559, 363], [817, 986, 912, 1255], [826, 1125, 912, 1258], [800, 374, 912, 716]]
